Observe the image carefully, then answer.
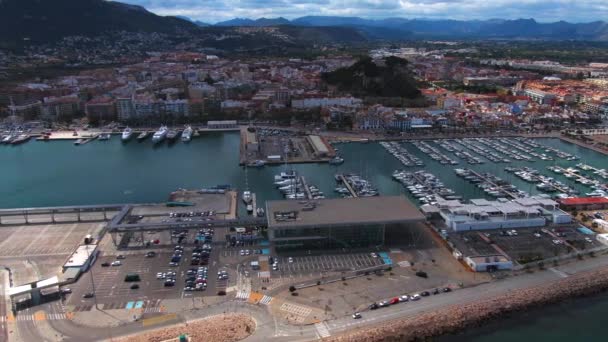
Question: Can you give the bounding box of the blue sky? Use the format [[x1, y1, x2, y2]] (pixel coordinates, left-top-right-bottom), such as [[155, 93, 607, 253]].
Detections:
[[118, 0, 608, 23]]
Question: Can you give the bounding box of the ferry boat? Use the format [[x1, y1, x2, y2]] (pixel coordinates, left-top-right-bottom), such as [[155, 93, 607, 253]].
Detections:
[[181, 126, 193, 142], [152, 126, 168, 143], [242, 191, 253, 204], [98, 133, 111, 141], [137, 131, 149, 141], [121, 127, 133, 141]]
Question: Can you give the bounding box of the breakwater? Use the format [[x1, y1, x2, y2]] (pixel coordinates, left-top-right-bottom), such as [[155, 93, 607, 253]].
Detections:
[[327, 265, 608, 342]]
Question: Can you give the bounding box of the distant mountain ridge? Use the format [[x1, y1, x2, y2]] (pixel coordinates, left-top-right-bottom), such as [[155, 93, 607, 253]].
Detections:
[[213, 16, 608, 41], [0, 0, 198, 46]]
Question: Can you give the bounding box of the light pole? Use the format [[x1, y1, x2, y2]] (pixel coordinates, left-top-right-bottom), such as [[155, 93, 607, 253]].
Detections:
[[85, 246, 100, 310]]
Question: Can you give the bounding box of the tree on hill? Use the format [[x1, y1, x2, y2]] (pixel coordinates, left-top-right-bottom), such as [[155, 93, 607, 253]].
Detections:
[[321, 56, 420, 99]]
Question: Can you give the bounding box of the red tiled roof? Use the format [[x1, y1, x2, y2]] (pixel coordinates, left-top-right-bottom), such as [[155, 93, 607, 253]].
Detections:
[[559, 197, 608, 205]]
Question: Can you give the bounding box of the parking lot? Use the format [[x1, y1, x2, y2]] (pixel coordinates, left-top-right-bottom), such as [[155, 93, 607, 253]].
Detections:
[[270, 253, 385, 276], [66, 235, 231, 309], [449, 226, 602, 264]]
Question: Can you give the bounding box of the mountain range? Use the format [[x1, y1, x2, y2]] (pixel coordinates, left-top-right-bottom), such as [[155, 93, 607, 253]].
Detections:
[[213, 16, 608, 41], [1, 0, 607, 48]]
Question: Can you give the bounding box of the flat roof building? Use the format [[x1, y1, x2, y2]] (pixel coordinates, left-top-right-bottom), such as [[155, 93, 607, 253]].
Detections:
[[437, 196, 571, 232], [63, 244, 98, 272], [266, 196, 425, 251]]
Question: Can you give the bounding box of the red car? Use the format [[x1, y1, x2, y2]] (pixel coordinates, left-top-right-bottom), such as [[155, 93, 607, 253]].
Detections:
[[389, 297, 400, 305]]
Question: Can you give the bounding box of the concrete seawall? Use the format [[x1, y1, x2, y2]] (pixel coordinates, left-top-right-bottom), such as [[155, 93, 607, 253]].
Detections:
[[327, 266, 608, 342]]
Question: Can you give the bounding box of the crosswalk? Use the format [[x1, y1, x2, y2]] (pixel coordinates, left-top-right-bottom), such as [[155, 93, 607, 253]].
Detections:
[[144, 306, 162, 313], [236, 290, 250, 300], [315, 322, 331, 338], [259, 295, 273, 305], [11, 313, 67, 321]]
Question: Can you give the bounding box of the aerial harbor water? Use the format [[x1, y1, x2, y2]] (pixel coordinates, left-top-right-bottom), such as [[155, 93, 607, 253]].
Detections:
[[1, 132, 606, 209]]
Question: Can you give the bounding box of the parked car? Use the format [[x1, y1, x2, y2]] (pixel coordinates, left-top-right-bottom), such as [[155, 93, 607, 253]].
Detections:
[[369, 303, 379, 310], [60, 288, 72, 294], [130, 284, 139, 290], [443, 287, 452, 293], [389, 297, 400, 305], [101, 262, 110, 267], [116, 255, 125, 259], [145, 251, 156, 258], [399, 295, 409, 302], [421, 291, 430, 297], [410, 294, 421, 301], [352, 312, 362, 319], [110, 261, 122, 266], [83, 292, 95, 298]]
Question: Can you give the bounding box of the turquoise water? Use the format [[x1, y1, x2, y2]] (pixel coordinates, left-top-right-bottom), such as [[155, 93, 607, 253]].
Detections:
[[2, 134, 608, 338], [439, 292, 608, 342], [0, 135, 605, 209]]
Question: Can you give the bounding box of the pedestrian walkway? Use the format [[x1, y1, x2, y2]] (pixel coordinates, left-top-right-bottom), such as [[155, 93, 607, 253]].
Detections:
[[236, 290, 250, 300], [315, 322, 331, 338], [259, 295, 273, 305]]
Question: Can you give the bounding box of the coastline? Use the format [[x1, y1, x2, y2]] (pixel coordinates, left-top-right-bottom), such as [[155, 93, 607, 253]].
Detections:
[[326, 265, 608, 342]]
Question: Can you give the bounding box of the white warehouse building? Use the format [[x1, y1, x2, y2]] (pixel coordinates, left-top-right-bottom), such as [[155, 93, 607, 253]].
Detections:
[[437, 196, 571, 232]]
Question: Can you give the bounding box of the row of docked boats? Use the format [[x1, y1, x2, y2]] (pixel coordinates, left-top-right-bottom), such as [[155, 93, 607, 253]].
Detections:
[[434, 140, 483, 164], [125, 125, 194, 144], [0, 132, 31, 145], [454, 168, 528, 198], [380, 141, 424, 167], [335, 173, 379, 197], [410, 140, 458, 165], [517, 138, 578, 161], [576, 163, 608, 180], [504, 166, 578, 196], [392, 170, 459, 205]]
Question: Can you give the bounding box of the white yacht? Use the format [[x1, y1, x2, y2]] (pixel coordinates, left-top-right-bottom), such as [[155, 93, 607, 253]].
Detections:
[[181, 126, 193, 142], [152, 126, 168, 143], [242, 191, 253, 204], [121, 127, 133, 141]]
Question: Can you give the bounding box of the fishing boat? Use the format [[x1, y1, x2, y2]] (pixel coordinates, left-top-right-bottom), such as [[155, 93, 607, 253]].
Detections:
[[98, 133, 111, 141], [137, 131, 149, 141], [152, 126, 168, 143], [248, 160, 266, 168], [166, 129, 180, 142], [181, 126, 193, 142], [256, 207, 265, 217], [121, 127, 133, 141], [242, 191, 253, 204], [329, 156, 345, 165], [10, 134, 31, 145]]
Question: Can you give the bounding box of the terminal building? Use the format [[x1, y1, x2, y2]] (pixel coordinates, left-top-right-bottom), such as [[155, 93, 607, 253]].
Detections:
[[435, 196, 571, 231], [265, 196, 425, 251]]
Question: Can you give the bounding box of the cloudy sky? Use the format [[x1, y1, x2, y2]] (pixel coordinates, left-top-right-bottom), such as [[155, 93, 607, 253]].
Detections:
[[118, 0, 608, 23]]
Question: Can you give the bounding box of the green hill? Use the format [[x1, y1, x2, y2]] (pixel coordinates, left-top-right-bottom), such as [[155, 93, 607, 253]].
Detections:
[[322, 57, 421, 98]]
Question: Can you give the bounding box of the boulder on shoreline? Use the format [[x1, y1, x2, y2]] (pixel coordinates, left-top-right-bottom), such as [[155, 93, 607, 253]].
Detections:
[[116, 313, 255, 342]]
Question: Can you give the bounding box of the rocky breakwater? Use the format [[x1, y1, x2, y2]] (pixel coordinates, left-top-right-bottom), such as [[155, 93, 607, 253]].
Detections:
[[327, 266, 608, 342], [117, 313, 256, 342]]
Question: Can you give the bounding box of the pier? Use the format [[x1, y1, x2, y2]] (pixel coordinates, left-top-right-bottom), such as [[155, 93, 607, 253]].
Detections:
[[300, 176, 313, 200], [337, 174, 359, 198], [467, 169, 519, 199]]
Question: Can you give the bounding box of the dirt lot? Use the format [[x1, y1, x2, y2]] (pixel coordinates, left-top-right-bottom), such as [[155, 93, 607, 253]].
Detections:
[[118, 313, 255, 342]]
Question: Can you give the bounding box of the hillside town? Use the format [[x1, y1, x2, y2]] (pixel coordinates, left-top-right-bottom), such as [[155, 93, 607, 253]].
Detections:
[[1, 49, 607, 133]]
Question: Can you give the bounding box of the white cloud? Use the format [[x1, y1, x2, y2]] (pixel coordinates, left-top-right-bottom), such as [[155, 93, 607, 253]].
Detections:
[[119, 0, 608, 23]]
